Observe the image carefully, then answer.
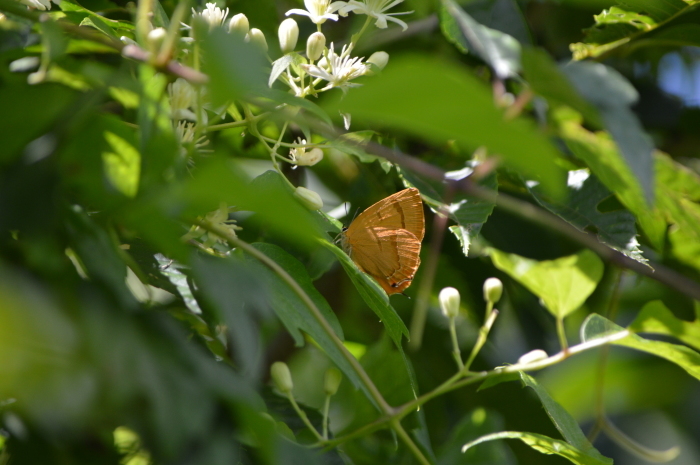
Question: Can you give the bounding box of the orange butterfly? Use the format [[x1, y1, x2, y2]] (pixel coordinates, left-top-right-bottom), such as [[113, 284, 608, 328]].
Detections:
[[341, 188, 425, 295]]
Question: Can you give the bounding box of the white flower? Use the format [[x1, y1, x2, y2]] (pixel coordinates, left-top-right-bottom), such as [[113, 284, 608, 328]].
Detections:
[[337, 0, 412, 31], [20, 0, 59, 10], [286, 0, 344, 25], [192, 2, 229, 29], [301, 43, 368, 93], [290, 138, 324, 167]]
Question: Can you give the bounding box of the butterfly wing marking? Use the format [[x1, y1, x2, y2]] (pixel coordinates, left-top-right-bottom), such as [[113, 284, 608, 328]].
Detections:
[[346, 188, 425, 242], [347, 227, 421, 295]]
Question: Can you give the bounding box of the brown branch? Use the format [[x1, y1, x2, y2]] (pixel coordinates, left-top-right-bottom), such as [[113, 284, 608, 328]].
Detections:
[[0, 0, 207, 84], [357, 138, 700, 301]]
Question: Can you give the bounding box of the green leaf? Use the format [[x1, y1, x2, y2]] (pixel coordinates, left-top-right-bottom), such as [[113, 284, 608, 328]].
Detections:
[[561, 61, 654, 204], [154, 254, 202, 315], [321, 240, 410, 346], [629, 300, 700, 352], [102, 131, 140, 198], [65, 206, 138, 311], [528, 171, 647, 264], [656, 153, 700, 273], [489, 248, 604, 318], [325, 54, 565, 197], [555, 109, 667, 250], [232, 244, 384, 409], [521, 47, 602, 127], [570, 0, 690, 59], [0, 82, 76, 163], [440, 0, 521, 79], [518, 372, 608, 460], [582, 314, 700, 382], [462, 431, 612, 465]]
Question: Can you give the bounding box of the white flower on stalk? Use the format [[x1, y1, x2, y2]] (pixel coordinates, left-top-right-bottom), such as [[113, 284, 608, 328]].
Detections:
[[175, 121, 209, 157], [302, 43, 369, 93], [337, 0, 412, 31], [289, 138, 324, 167], [286, 0, 344, 25], [19, 0, 60, 10], [192, 2, 229, 29]]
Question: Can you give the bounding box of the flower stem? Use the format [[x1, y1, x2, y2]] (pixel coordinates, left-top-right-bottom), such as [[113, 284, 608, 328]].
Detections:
[[288, 393, 324, 441]]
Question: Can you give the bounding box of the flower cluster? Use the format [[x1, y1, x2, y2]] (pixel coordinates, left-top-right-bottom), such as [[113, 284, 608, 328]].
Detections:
[[174, 0, 409, 210]]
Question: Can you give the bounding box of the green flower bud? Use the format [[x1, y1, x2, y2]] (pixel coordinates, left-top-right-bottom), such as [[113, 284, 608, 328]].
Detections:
[[271, 361, 293, 393], [439, 287, 460, 319], [228, 13, 249, 36], [367, 51, 389, 71], [247, 28, 268, 52], [324, 367, 342, 396], [294, 187, 323, 211], [306, 31, 326, 62], [146, 27, 167, 53], [278, 18, 299, 54], [483, 278, 503, 304]]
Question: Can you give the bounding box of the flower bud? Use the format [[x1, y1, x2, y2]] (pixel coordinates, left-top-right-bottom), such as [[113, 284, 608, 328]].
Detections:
[[291, 146, 323, 167], [294, 187, 323, 211], [278, 18, 299, 54], [439, 287, 460, 319], [306, 32, 326, 61], [228, 13, 249, 36], [483, 278, 503, 305], [324, 367, 342, 396], [517, 349, 548, 365], [367, 51, 389, 71], [247, 28, 268, 52], [271, 361, 293, 393], [146, 27, 167, 52]]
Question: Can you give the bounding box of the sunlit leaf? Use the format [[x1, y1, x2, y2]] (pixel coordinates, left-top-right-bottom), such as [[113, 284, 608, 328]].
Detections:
[[489, 248, 604, 318], [462, 431, 612, 465], [582, 314, 700, 381], [629, 300, 700, 351]]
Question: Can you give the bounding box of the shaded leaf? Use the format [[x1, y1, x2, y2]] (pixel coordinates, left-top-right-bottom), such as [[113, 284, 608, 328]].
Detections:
[[561, 61, 654, 204], [518, 372, 608, 460], [555, 109, 666, 250], [437, 408, 516, 465], [440, 0, 521, 79], [325, 54, 566, 197], [528, 170, 646, 264], [320, 240, 409, 346]]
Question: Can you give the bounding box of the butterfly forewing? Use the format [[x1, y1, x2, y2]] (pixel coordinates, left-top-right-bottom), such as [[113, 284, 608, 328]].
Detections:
[[346, 188, 424, 242], [342, 188, 425, 295]]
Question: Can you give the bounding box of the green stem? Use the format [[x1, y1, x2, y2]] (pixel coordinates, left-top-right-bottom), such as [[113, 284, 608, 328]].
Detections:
[[449, 318, 464, 370], [463, 309, 499, 371], [391, 420, 431, 465], [556, 317, 569, 353], [190, 222, 394, 415], [288, 393, 324, 441], [322, 395, 331, 440]]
